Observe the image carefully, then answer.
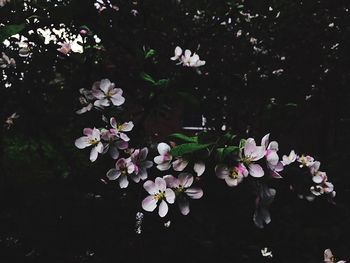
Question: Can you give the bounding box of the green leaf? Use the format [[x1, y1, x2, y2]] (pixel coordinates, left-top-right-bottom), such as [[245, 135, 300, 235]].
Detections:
[[140, 72, 156, 84], [217, 146, 239, 161], [239, 139, 246, 149], [223, 132, 236, 142], [170, 143, 212, 157], [155, 79, 169, 87], [144, 49, 156, 59], [169, 133, 198, 143], [0, 24, 25, 43]]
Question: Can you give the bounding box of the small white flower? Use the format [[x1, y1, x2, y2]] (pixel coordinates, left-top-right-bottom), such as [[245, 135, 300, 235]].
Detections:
[[75, 128, 104, 162], [142, 177, 175, 217]]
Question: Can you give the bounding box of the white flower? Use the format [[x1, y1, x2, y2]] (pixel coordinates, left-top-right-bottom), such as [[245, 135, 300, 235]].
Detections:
[[75, 128, 104, 162], [109, 117, 134, 142], [170, 46, 206, 68], [142, 177, 175, 217], [215, 163, 248, 187], [297, 155, 315, 168], [92, 79, 125, 108], [163, 173, 203, 215], [281, 150, 297, 166], [106, 158, 135, 188]]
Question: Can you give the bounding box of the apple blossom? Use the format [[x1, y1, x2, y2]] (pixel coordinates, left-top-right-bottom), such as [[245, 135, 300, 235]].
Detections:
[[215, 163, 248, 187], [106, 158, 135, 188], [171, 46, 206, 68], [310, 161, 328, 184], [324, 248, 346, 263], [92, 79, 125, 108], [261, 134, 284, 178], [109, 117, 134, 142], [154, 142, 173, 171], [239, 138, 265, 178], [75, 128, 104, 162], [170, 46, 183, 61], [142, 177, 175, 217], [281, 150, 297, 166], [297, 155, 315, 168], [101, 129, 128, 159], [163, 173, 203, 215], [129, 147, 153, 182]]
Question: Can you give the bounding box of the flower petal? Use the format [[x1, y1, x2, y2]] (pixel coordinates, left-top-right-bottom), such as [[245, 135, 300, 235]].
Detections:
[[155, 177, 166, 191], [143, 180, 157, 194], [178, 197, 190, 215], [165, 188, 175, 204], [249, 164, 264, 178], [142, 195, 157, 212], [194, 161, 205, 176], [118, 175, 129, 188], [106, 168, 121, 180], [157, 143, 171, 155], [185, 187, 203, 199], [178, 173, 193, 188], [158, 200, 168, 217]]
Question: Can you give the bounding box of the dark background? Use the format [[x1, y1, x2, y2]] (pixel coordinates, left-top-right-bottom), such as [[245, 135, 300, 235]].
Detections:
[[1, 0, 350, 262]]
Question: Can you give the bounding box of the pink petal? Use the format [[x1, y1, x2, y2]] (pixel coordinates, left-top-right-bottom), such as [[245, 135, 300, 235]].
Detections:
[[172, 158, 189, 171], [156, 162, 172, 171], [249, 164, 264, 178], [261, 133, 270, 149], [99, 79, 111, 94], [75, 137, 90, 149], [83, 128, 93, 136], [178, 173, 193, 188], [110, 117, 117, 128], [110, 95, 125, 106], [155, 177, 166, 191], [266, 150, 279, 166], [143, 180, 157, 194], [157, 143, 171, 155], [224, 177, 238, 187], [163, 175, 179, 188], [142, 195, 157, 212]]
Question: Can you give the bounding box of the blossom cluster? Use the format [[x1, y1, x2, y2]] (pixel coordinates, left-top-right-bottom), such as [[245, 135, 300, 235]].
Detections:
[[0, 52, 16, 69], [171, 46, 206, 68], [76, 78, 125, 114]]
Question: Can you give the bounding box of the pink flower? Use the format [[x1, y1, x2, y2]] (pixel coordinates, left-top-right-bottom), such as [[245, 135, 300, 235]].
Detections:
[[75, 128, 104, 162], [215, 163, 248, 187], [129, 147, 153, 182], [172, 158, 206, 176], [310, 161, 327, 184], [106, 158, 135, 188], [261, 134, 284, 178], [92, 79, 125, 108], [109, 117, 134, 142], [163, 173, 203, 215], [154, 143, 173, 171], [240, 138, 265, 178], [142, 177, 175, 217]]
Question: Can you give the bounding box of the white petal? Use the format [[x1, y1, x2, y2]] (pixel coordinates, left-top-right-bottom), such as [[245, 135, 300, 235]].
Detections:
[[142, 195, 157, 212], [178, 198, 190, 215], [165, 188, 175, 203], [194, 161, 205, 176], [155, 177, 166, 191], [143, 180, 157, 194], [106, 168, 121, 180], [157, 143, 171, 155], [90, 147, 99, 162], [75, 137, 90, 149], [158, 200, 168, 217], [185, 187, 203, 199], [118, 175, 129, 188]]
